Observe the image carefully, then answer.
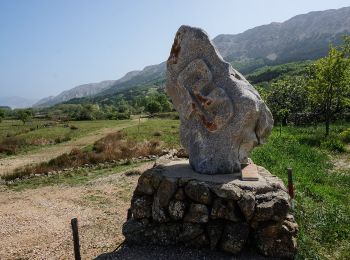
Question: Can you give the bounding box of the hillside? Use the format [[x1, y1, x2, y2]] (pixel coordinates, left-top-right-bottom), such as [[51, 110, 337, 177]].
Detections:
[[213, 7, 350, 70], [36, 6, 350, 107], [0, 96, 38, 109], [33, 80, 117, 107], [59, 60, 308, 109]]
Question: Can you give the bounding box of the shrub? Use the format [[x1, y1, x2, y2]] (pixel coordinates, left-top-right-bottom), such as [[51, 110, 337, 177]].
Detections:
[[115, 112, 130, 120], [321, 139, 345, 153], [54, 134, 71, 144], [0, 137, 26, 155], [339, 128, 350, 143]]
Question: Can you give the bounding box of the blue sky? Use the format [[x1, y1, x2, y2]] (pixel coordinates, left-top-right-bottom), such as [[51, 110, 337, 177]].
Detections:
[[0, 0, 349, 100]]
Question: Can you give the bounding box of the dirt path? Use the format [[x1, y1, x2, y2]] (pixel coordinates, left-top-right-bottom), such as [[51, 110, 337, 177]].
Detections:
[[0, 120, 140, 176], [0, 163, 153, 259]]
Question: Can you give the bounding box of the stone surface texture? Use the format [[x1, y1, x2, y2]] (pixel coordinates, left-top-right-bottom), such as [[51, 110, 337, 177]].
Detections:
[[122, 159, 298, 259], [166, 25, 273, 175]]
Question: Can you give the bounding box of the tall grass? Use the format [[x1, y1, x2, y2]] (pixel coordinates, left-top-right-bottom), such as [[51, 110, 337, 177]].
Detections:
[[251, 127, 350, 259]]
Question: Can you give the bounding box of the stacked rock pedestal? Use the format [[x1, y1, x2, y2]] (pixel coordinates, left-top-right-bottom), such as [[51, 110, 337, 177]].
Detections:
[[123, 159, 298, 259]]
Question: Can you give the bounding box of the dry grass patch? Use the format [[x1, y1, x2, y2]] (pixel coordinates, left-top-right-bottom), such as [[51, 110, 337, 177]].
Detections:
[[4, 131, 164, 181]]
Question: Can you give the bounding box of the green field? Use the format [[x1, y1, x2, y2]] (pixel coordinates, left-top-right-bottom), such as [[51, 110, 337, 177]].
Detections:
[[122, 118, 180, 147]]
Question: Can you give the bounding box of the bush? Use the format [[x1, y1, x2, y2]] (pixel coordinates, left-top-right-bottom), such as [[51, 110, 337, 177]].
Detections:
[[0, 137, 26, 155], [339, 128, 350, 143], [54, 135, 72, 144], [114, 112, 131, 120], [321, 139, 346, 153]]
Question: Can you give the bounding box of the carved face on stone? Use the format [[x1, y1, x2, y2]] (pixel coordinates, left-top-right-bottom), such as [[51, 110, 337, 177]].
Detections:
[[166, 26, 273, 175]]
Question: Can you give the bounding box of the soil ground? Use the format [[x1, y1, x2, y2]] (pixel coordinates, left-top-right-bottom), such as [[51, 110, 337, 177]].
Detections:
[[0, 163, 153, 259]]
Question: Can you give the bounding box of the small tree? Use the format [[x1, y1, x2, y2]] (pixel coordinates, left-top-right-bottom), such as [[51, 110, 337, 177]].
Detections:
[[266, 77, 309, 125], [307, 36, 350, 136], [16, 109, 32, 124], [146, 100, 162, 114]]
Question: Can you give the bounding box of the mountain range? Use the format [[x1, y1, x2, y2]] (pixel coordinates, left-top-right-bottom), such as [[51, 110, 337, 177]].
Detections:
[[0, 96, 38, 109], [33, 6, 350, 108]]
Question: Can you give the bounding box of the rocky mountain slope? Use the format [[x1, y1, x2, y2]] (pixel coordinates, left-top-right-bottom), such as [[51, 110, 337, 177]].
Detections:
[[34, 63, 166, 107], [35, 6, 350, 107], [33, 80, 116, 107], [213, 7, 350, 66]]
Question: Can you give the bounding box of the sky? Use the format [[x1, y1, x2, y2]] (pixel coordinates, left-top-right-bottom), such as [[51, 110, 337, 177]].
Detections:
[[0, 0, 349, 100]]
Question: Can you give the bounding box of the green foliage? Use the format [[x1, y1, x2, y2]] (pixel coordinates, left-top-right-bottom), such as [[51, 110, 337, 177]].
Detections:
[[265, 77, 309, 124], [339, 128, 350, 143], [41, 85, 172, 120], [246, 61, 311, 84], [307, 36, 350, 135], [146, 100, 162, 114], [320, 139, 346, 153], [16, 109, 33, 124]]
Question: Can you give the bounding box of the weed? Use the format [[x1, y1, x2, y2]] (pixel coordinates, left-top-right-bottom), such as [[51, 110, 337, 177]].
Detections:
[[54, 134, 72, 144]]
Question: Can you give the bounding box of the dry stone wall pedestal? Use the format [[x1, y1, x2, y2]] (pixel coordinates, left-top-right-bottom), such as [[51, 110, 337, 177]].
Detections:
[[122, 160, 298, 259]]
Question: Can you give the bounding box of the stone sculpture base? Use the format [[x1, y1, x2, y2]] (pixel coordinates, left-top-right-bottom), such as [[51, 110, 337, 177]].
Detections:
[[122, 159, 298, 259]]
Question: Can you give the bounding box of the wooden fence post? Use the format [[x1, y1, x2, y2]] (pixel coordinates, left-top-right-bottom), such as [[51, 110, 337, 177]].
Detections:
[[71, 218, 81, 260], [287, 168, 295, 199]]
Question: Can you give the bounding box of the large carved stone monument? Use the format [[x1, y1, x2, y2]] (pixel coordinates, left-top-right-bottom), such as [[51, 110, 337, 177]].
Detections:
[[166, 25, 273, 175], [122, 26, 297, 259]]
